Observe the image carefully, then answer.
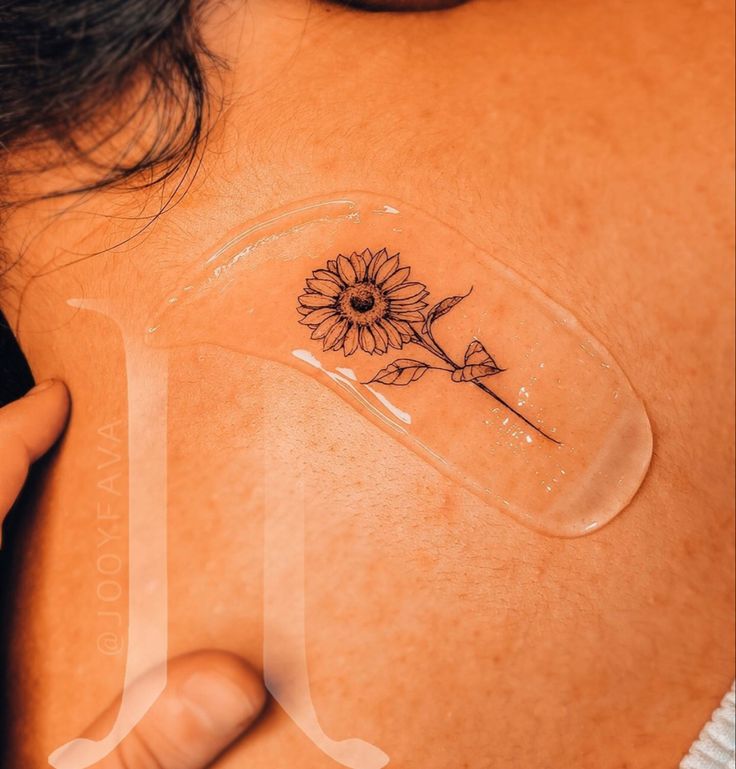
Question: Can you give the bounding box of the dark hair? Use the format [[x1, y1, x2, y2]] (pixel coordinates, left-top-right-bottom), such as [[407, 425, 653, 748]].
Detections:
[[0, 0, 217, 208], [0, 0, 218, 406]]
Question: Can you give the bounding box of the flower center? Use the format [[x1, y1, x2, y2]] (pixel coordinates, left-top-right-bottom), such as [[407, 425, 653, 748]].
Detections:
[[339, 282, 386, 325], [349, 290, 375, 313]]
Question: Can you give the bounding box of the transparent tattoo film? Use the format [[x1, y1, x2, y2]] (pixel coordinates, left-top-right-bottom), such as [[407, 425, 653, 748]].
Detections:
[[147, 192, 653, 538]]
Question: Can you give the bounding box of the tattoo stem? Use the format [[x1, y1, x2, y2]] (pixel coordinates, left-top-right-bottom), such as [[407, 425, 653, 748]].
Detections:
[[408, 328, 561, 445], [468, 379, 561, 445]]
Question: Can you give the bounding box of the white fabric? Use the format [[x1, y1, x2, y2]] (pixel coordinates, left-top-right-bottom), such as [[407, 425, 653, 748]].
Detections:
[[681, 683, 736, 769]]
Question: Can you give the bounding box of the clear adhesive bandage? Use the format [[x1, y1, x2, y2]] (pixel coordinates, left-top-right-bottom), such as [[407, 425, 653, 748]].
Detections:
[[147, 192, 653, 538]]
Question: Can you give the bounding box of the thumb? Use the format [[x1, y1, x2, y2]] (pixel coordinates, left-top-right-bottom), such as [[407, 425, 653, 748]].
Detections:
[[91, 651, 266, 769], [0, 379, 69, 523]]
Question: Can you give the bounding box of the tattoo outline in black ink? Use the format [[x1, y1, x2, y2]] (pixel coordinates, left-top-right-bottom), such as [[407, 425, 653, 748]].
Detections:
[[297, 248, 560, 444]]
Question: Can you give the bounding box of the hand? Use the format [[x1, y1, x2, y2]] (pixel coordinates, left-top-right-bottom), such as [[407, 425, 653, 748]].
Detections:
[[84, 650, 266, 769], [0, 379, 70, 527], [1, 381, 267, 768]]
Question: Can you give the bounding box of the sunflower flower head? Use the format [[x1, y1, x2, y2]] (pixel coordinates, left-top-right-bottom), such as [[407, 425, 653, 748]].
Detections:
[[297, 248, 429, 355]]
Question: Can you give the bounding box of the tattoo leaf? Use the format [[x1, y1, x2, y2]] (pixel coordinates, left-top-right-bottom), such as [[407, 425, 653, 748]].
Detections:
[[451, 340, 503, 382], [367, 358, 430, 386], [465, 339, 499, 368], [422, 288, 472, 334]]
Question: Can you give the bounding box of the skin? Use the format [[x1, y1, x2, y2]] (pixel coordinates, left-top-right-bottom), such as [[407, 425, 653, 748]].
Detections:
[[0, 0, 733, 767]]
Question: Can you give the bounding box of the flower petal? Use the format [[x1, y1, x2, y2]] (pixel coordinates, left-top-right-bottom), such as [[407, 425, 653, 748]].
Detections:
[[390, 319, 416, 341], [389, 289, 429, 305], [386, 281, 426, 300], [349, 252, 367, 281], [359, 325, 376, 353], [306, 278, 342, 297], [337, 254, 358, 285], [392, 309, 425, 323], [323, 318, 349, 350], [311, 315, 339, 339], [380, 266, 411, 292], [299, 308, 338, 326], [312, 268, 345, 286], [367, 248, 390, 280], [343, 324, 359, 355], [299, 293, 336, 309], [378, 319, 404, 349], [371, 321, 389, 352], [375, 256, 400, 286], [389, 304, 427, 317]]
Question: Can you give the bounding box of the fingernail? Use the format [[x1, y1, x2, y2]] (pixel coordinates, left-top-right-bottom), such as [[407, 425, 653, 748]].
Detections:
[[180, 671, 261, 737], [27, 379, 56, 395]]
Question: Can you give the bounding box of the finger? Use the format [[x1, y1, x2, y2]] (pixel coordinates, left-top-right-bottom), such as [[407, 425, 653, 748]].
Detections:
[[90, 651, 267, 769], [0, 379, 70, 521]]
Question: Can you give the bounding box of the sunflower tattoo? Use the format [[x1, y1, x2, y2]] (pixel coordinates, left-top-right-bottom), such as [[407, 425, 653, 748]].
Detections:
[[297, 248, 559, 443]]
